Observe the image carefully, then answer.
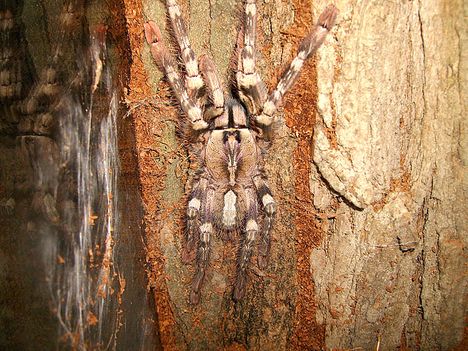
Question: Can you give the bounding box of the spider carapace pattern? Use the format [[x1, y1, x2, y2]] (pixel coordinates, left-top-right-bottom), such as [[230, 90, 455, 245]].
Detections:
[[144, 0, 338, 304]]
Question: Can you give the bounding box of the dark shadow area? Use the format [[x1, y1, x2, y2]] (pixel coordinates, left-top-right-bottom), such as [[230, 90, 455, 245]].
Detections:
[[0, 0, 161, 349]]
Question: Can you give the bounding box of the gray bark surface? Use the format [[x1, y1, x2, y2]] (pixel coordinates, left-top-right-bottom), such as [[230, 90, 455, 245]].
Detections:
[[312, 1, 466, 349]]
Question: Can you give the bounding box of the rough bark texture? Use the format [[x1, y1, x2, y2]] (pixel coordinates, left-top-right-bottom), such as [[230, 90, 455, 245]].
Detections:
[[122, 0, 466, 350]]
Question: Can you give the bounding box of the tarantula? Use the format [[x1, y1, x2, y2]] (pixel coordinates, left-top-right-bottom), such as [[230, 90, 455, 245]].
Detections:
[[144, 0, 337, 304]]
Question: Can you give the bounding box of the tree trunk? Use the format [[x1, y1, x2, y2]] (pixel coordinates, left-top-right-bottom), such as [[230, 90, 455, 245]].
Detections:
[[125, 0, 466, 349]]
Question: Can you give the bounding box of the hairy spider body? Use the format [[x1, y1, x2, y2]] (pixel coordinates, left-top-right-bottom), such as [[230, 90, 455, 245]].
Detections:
[[185, 98, 272, 303], [145, 0, 337, 304]]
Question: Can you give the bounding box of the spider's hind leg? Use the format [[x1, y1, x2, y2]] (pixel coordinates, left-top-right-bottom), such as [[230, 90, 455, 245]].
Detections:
[[190, 185, 215, 304], [234, 187, 259, 300], [253, 175, 276, 269], [182, 176, 208, 263]]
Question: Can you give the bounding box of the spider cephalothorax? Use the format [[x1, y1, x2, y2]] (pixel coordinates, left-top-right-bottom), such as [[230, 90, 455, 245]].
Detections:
[[144, 0, 337, 304]]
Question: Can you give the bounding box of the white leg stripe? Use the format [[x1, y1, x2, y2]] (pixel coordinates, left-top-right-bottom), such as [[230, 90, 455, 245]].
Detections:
[[262, 100, 276, 115], [242, 57, 255, 74], [291, 57, 304, 71], [262, 194, 274, 207], [237, 73, 258, 88], [273, 90, 281, 101], [168, 5, 181, 19], [246, 3, 256, 16], [213, 89, 224, 107], [167, 71, 179, 83], [256, 113, 272, 126], [193, 120, 209, 130], [187, 106, 202, 121], [187, 76, 203, 90], [246, 219, 258, 232], [277, 82, 286, 94], [200, 223, 213, 233], [188, 198, 201, 210]]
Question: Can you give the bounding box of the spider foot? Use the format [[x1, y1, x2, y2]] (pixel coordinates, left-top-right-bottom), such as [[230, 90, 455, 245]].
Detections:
[[189, 290, 201, 305], [181, 245, 196, 264], [189, 270, 206, 304], [144, 21, 168, 67], [257, 236, 271, 269], [233, 273, 247, 301], [143, 21, 162, 44], [257, 254, 269, 270], [318, 4, 338, 30]]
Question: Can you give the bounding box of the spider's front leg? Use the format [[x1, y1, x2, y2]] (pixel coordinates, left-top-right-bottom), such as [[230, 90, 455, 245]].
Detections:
[[199, 55, 225, 119], [165, 0, 226, 116], [236, 0, 268, 115], [144, 22, 207, 130], [256, 4, 338, 127], [165, 0, 204, 99]]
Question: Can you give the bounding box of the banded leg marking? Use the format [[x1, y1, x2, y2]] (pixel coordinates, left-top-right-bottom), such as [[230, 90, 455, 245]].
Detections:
[[144, 21, 207, 130], [234, 187, 259, 300], [183, 177, 208, 262], [236, 0, 267, 115], [253, 176, 276, 269], [186, 196, 201, 250], [190, 186, 215, 304], [256, 4, 338, 127], [190, 222, 212, 304], [199, 55, 224, 119], [166, 0, 204, 97]]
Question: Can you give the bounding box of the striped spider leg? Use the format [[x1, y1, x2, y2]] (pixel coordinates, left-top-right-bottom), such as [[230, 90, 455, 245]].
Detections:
[[144, 0, 220, 130], [144, 21, 206, 130], [236, 0, 268, 115], [235, 2, 338, 284], [255, 4, 338, 126]]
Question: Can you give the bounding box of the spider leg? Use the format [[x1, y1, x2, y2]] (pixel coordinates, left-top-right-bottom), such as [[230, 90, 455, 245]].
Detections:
[[182, 176, 209, 263], [190, 185, 215, 304], [236, 0, 267, 115], [199, 55, 224, 120], [255, 4, 338, 127], [234, 186, 259, 300], [253, 175, 276, 269], [144, 21, 207, 130], [165, 0, 204, 99]]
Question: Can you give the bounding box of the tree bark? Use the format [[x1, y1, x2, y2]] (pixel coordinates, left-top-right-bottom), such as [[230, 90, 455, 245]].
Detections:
[[122, 0, 466, 350]]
